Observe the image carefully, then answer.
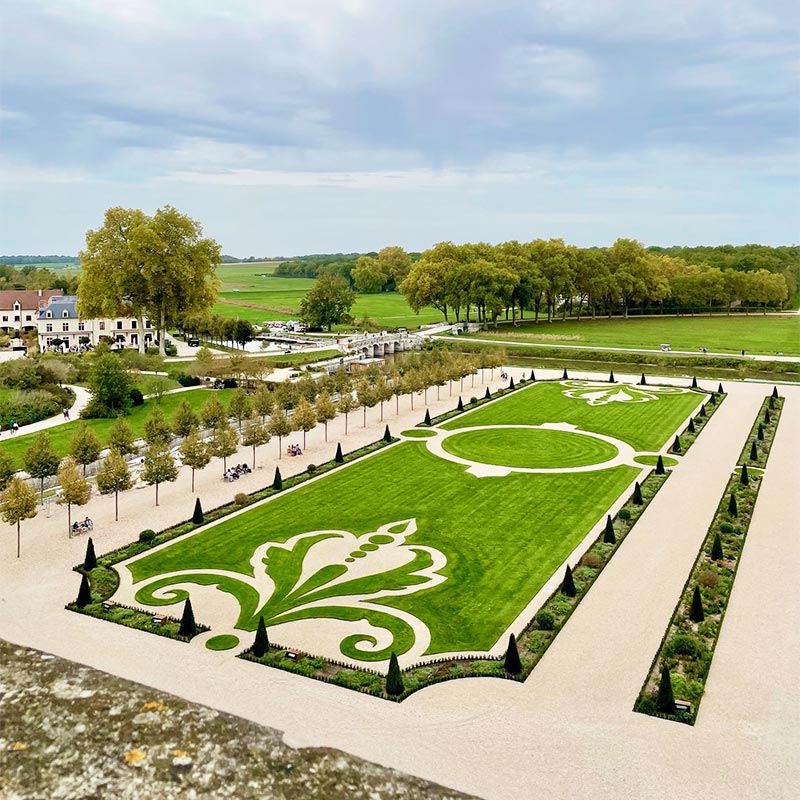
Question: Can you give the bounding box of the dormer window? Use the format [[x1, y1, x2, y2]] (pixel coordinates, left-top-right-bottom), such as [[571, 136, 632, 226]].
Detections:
[[46, 311, 52, 318], [62, 310, 69, 318]]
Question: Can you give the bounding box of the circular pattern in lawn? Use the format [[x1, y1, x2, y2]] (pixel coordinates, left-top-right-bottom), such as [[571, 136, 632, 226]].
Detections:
[[205, 634, 240, 651], [401, 429, 438, 438], [441, 427, 618, 470], [634, 455, 679, 467]]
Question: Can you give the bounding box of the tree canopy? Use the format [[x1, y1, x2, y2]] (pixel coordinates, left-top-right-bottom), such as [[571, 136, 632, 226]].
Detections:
[[299, 270, 356, 331]]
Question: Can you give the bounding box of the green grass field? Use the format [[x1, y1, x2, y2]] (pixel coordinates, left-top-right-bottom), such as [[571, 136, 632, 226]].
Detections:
[[469, 315, 800, 356], [0, 388, 234, 469], [120, 380, 698, 663], [213, 261, 444, 329]]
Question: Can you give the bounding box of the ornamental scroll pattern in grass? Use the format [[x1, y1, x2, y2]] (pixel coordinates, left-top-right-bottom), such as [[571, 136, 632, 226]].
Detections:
[[562, 381, 689, 406], [132, 519, 446, 661]]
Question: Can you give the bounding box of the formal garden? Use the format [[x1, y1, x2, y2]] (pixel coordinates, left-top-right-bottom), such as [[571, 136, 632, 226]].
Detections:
[[69, 376, 721, 699]]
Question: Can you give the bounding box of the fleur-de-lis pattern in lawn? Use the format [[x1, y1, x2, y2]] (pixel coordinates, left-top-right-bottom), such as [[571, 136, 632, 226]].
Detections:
[[133, 519, 447, 661], [562, 381, 689, 407]]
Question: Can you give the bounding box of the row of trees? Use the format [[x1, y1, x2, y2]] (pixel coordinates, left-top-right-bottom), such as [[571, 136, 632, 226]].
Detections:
[[399, 239, 790, 325]]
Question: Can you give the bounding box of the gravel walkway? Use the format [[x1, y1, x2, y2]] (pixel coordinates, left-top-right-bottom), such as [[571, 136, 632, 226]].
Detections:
[[0, 371, 797, 800]]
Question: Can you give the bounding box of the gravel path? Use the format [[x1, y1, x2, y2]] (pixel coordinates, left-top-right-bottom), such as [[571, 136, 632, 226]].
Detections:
[[2, 384, 91, 437], [0, 371, 797, 800]]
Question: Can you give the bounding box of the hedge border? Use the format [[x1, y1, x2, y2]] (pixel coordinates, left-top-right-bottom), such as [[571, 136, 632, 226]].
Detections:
[[633, 394, 785, 725]]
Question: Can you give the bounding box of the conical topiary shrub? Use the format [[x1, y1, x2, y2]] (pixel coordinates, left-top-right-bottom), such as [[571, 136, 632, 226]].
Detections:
[[657, 664, 676, 714], [334, 443, 344, 464], [192, 497, 204, 524], [740, 464, 749, 486], [509, 377, 515, 390], [655, 455, 665, 475], [457, 397, 464, 412], [698, 404, 706, 418], [772, 386, 779, 399], [672, 435, 681, 454], [609, 370, 615, 383], [689, 585, 705, 622], [562, 368, 569, 380], [709, 392, 716, 405], [423, 408, 431, 426], [179, 598, 196, 638], [749, 440, 757, 461], [764, 408, 770, 424], [484, 387, 491, 399], [76, 573, 92, 608], [562, 564, 576, 597], [386, 651, 404, 696], [84, 537, 97, 571], [272, 466, 282, 490], [728, 492, 738, 518], [687, 417, 696, 434], [711, 532, 723, 561], [252, 615, 269, 658], [383, 424, 391, 442], [757, 423, 764, 441], [633, 481, 643, 505], [691, 376, 698, 389], [504, 633, 522, 674], [640, 373, 647, 385], [603, 515, 616, 544], [530, 370, 536, 381], [769, 396, 775, 409], [718, 383, 724, 394]]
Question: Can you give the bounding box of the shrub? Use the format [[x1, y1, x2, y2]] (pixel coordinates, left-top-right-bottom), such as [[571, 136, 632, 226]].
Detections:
[[749, 440, 757, 461], [757, 423, 764, 441], [609, 370, 615, 383], [383, 425, 391, 442], [687, 417, 696, 434], [272, 467, 282, 490], [334, 443, 344, 464], [251, 615, 269, 658], [192, 497, 204, 525], [535, 610, 555, 631], [178, 598, 197, 638], [698, 569, 720, 589], [177, 375, 201, 387], [711, 532, 723, 561], [640, 372, 647, 385], [508, 377, 515, 390], [470, 397, 478, 405], [719, 521, 734, 533], [672, 435, 681, 454], [306, 463, 317, 474], [484, 387, 490, 399], [691, 376, 698, 389], [423, 409, 431, 426], [655, 455, 665, 475], [561, 565, 576, 597], [633, 481, 643, 505], [139, 529, 156, 543], [457, 397, 464, 411], [618, 508, 631, 521], [580, 551, 603, 569], [129, 387, 144, 406], [503, 633, 522, 674], [234, 492, 248, 505], [727, 493, 738, 518], [689, 586, 705, 622], [772, 386, 779, 399], [603, 515, 616, 544], [76, 573, 92, 608], [740, 464, 749, 486], [718, 383, 724, 394], [386, 652, 404, 696], [666, 633, 703, 659], [657, 665, 675, 713], [764, 408, 770, 424], [83, 537, 97, 571], [562, 368, 568, 380]]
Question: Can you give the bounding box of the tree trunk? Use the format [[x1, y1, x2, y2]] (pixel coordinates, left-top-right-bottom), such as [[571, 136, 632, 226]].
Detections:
[[137, 315, 146, 354], [17, 521, 20, 558], [155, 481, 159, 506], [191, 470, 195, 493], [67, 503, 72, 538], [252, 445, 256, 470], [115, 489, 119, 520], [159, 300, 166, 357]]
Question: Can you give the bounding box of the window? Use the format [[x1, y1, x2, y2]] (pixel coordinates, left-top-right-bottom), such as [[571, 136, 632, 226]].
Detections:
[[1, 316, 7, 322], [145, 319, 151, 328], [63, 310, 69, 318], [25, 315, 31, 321], [99, 321, 105, 331], [13, 303, 20, 310], [46, 323, 53, 332], [62, 322, 69, 332], [131, 319, 137, 329], [78, 322, 85, 331], [46, 311, 52, 318], [116, 320, 123, 330]]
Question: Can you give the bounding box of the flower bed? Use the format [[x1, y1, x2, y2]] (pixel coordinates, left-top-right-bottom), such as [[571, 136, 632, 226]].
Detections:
[[634, 392, 785, 724]]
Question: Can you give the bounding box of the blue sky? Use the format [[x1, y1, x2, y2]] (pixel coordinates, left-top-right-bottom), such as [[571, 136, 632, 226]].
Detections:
[[1, 0, 797, 255]]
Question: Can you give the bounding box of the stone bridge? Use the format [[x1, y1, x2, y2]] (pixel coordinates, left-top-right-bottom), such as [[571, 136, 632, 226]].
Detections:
[[339, 331, 423, 358]]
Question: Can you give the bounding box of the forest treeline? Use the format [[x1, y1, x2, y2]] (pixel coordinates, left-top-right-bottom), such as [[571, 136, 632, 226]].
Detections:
[[398, 239, 796, 324]]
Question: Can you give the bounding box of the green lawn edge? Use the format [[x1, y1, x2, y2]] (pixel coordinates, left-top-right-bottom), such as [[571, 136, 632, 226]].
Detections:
[[634, 395, 785, 725]]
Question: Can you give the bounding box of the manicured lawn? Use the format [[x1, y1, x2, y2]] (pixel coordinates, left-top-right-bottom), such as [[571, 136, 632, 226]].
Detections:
[[129, 441, 638, 657], [121, 381, 700, 663], [444, 381, 703, 452], [442, 427, 618, 468], [470, 315, 800, 356], [0, 388, 234, 469]]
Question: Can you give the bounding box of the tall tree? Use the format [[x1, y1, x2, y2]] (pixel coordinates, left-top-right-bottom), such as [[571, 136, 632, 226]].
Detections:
[[172, 400, 200, 437], [23, 432, 60, 502], [228, 388, 253, 431], [241, 415, 270, 469], [107, 416, 137, 456], [1, 476, 37, 557], [210, 420, 239, 474], [56, 458, 91, 537], [95, 449, 132, 520], [200, 395, 227, 430], [85, 353, 134, 416], [291, 397, 317, 448], [266, 408, 292, 458], [299, 270, 356, 331], [315, 391, 337, 442], [0, 448, 17, 492], [252, 384, 274, 422], [143, 405, 172, 447], [337, 393, 356, 435], [179, 431, 211, 492], [142, 443, 178, 506], [69, 423, 102, 476]]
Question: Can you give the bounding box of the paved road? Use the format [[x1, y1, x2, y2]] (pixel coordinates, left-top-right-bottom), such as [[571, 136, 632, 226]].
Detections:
[[2, 384, 91, 438]]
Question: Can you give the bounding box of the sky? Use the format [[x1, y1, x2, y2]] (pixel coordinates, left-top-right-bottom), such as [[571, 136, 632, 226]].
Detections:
[[0, 0, 798, 256]]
